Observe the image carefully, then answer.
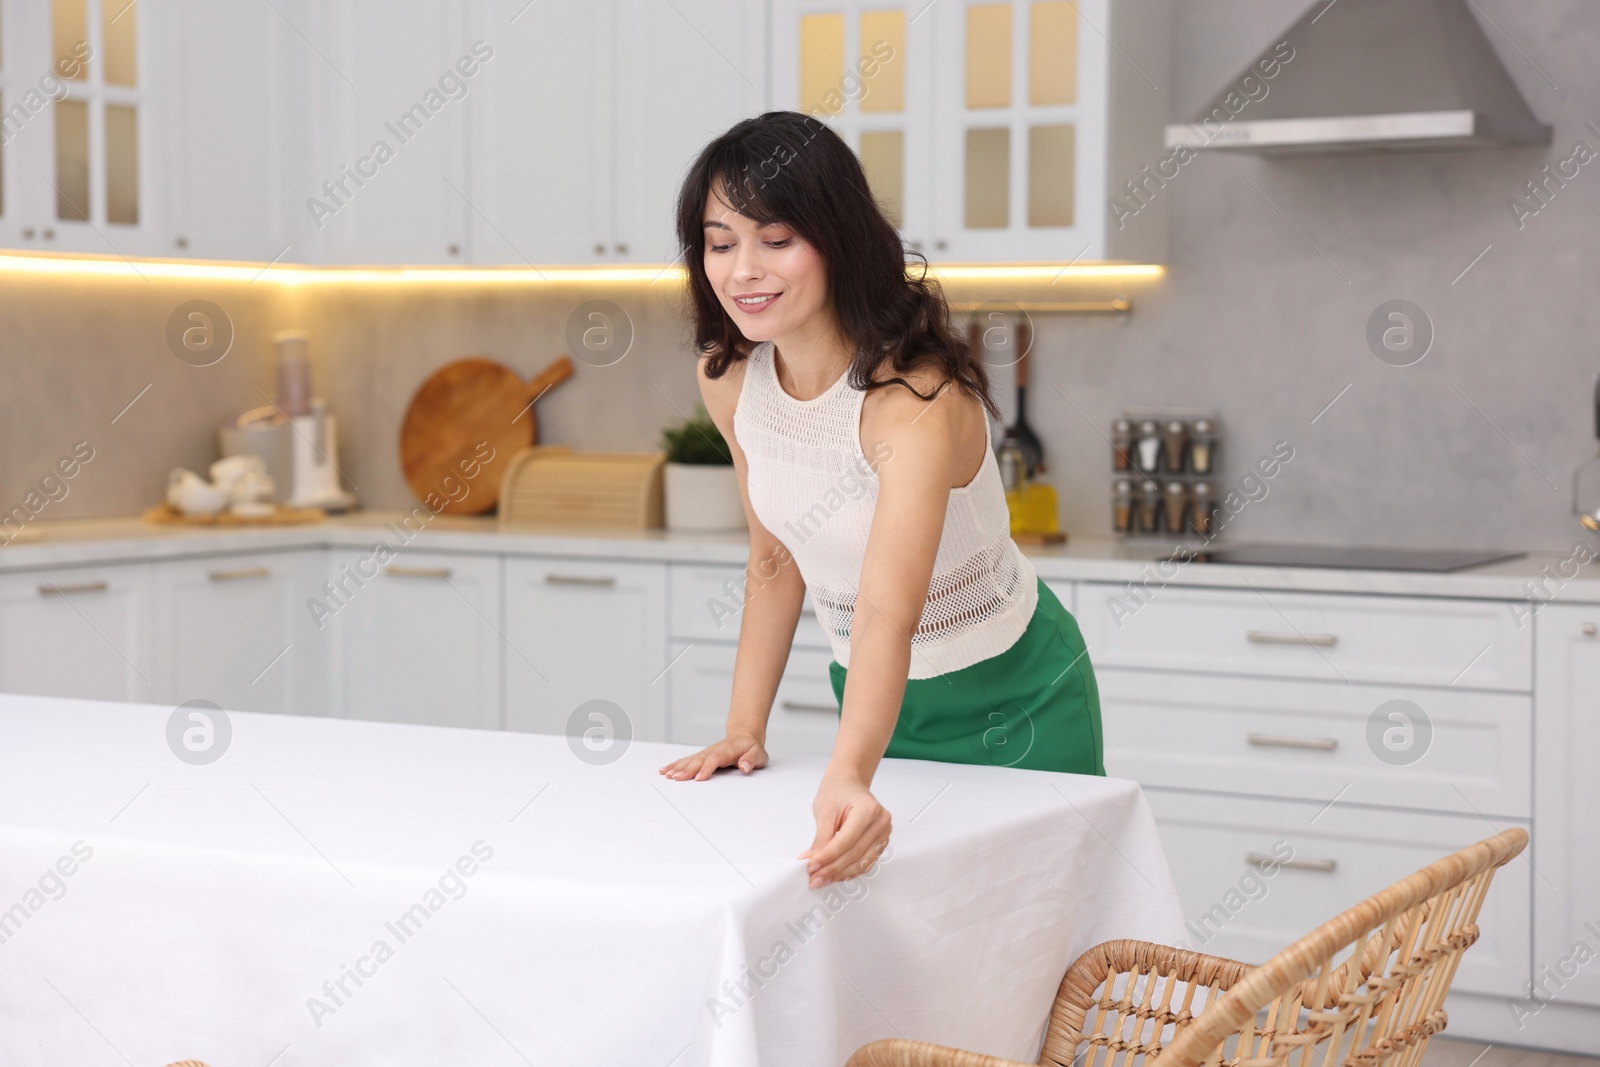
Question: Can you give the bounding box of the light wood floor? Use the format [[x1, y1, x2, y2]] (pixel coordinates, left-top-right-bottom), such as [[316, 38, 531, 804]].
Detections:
[[1423, 1037, 1599, 1067]]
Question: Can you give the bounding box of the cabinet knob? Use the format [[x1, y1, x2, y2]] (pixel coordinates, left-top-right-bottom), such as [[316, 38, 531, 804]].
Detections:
[[594, 243, 607, 256], [21, 227, 35, 239], [174, 236, 189, 250], [43, 228, 55, 240], [934, 239, 948, 251], [1583, 622, 1597, 636], [447, 243, 461, 256], [909, 239, 923, 251], [614, 243, 628, 255]]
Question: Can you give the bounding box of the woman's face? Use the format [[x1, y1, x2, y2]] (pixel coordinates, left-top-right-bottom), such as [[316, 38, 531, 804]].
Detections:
[[701, 185, 830, 345]]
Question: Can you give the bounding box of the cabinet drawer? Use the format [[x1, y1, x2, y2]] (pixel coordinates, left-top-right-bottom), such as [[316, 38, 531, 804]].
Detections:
[[155, 551, 317, 716], [0, 563, 155, 702], [669, 564, 832, 650], [668, 641, 838, 756], [328, 550, 502, 730], [1148, 791, 1530, 998], [1101, 670, 1530, 818], [1079, 584, 1530, 691], [505, 557, 667, 741]]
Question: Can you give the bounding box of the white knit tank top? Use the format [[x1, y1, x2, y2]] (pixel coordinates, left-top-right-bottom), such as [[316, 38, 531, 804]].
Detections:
[[733, 339, 1038, 680]]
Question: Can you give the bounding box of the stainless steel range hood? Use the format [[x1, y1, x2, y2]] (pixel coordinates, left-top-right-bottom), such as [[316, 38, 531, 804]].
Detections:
[[1165, 0, 1552, 155]]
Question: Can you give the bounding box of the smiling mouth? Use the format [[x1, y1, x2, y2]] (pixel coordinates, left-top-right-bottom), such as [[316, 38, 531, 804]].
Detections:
[[732, 293, 781, 311]]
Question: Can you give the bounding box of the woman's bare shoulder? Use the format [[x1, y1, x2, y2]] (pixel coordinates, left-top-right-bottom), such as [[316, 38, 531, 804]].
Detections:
[[866, 362, 980, 426]]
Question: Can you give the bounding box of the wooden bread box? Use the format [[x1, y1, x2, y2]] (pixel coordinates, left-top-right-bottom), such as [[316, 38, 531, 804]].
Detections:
[[498, 446, 664, 529]]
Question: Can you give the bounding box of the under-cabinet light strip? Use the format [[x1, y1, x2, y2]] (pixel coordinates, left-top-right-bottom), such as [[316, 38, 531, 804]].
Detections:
[[0, 251, 1164, 285]]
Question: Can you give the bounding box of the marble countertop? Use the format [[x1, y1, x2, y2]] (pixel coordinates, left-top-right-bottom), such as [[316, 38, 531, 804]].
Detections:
[[1, 511, 1593, 604]]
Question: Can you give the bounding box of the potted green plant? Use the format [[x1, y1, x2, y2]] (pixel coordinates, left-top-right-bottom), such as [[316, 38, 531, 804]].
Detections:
[[661, 406, 745, 532]]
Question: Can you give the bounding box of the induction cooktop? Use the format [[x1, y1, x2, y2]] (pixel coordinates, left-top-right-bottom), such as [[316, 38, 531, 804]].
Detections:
[[1195, 543, 1525, 573]]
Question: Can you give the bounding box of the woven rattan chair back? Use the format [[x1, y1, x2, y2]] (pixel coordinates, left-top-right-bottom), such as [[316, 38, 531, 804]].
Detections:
[[1041, 828, 1528, 1067]]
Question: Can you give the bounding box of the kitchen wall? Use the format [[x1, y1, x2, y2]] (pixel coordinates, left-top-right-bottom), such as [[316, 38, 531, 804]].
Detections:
[[0, 273, 290, 528], [3, 0, 1596, 553], [1037, 0, 1600, 553]]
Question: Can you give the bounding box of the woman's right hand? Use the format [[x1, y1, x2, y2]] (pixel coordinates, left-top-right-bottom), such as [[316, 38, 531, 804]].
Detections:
[[659, 734, 769, 781]]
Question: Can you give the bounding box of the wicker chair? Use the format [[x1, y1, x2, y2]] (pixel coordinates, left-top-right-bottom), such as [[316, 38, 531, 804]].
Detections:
[[847, 828, 1527, 1067]]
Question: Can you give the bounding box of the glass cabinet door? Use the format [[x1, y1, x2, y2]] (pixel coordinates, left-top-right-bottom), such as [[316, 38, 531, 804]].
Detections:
[[930, 0, 1108, 261], [43, 0, 153, 250], [770, 0, 934, 255]]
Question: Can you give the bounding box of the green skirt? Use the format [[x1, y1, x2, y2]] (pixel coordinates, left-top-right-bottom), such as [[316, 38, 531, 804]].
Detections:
[[827, 577, 1104, 775]]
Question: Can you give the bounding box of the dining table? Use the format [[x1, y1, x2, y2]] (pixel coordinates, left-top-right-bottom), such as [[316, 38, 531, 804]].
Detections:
[[0, 693, 1185, 1067]]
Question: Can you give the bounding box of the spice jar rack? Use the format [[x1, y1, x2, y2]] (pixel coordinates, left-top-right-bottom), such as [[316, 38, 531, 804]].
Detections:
[[1110, 411, 1222, 539]]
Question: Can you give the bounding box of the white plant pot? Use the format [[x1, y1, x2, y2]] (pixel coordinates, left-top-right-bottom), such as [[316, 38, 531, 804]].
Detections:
[[664, 463, 746, 532]]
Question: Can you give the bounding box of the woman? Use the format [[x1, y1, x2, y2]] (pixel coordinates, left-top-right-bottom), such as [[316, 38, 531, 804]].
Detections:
[[658, 112, 1103, 890]]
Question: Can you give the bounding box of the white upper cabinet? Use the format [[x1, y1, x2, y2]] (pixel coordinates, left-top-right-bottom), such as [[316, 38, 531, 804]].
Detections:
[[302, 0, 472, 265], [0, 0, 166, 256], [612, 0, 766, 264], [2, 0, 1165, 264], [771, 0, 1170, 262], [466, 0, 613, 265], [469, 0, 764, 266], [153, 0, 295, 261]]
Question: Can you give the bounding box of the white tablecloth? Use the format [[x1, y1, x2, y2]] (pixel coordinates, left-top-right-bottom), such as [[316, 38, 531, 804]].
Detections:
[[0, 695, 1183, 1067]]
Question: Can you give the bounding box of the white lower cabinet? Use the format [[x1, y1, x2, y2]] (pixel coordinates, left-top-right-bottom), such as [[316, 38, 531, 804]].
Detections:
[[1147, 790, 1531, 998], [3, 540, 1588, 1037], [1099, 669, 1531, 819], [324, 550, 502, 730], [503, 557, 667, 741], [0, 563, 156, 703], [155, 551, 323, 716], [1078, 583, 1531, 691], [668, 641, 839, 756], [1533, 604, 1600, 1008]]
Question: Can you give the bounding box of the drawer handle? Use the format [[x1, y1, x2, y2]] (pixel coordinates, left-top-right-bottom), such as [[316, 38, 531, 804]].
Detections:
[[545, 574, 616, 587], [1248, 852, 1337, 873], [780, 700, 838, 714], [384, 566, 452, 579], [208, 566, 270, 582], [1247, 733, 1338, 752], [39, 580, 109, 596], [1247, 630, 1338, 647]]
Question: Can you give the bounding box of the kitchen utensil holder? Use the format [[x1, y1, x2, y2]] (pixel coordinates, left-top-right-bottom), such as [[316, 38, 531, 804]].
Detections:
[[1111, 409, 1221, 540]]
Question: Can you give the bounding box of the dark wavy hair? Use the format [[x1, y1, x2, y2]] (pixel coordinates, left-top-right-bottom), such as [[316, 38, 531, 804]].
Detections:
[[675, 111, 997, 417]]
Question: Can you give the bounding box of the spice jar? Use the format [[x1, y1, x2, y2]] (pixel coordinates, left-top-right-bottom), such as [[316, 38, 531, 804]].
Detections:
[[1136, 480, 1162, 534], [1111, 418, 1134, 472], [1111, 478, 1134, 534], [1162, 420, 1188, 473], [1162, 481, 1189, 534], [1189, 419, 1217, 475], [1135, 420, 1162, 474], [1190, 481, 1215, 536]]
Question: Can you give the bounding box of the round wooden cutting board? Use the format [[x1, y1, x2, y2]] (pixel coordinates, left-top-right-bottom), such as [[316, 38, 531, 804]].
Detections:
[[399, 355, 573, 515]]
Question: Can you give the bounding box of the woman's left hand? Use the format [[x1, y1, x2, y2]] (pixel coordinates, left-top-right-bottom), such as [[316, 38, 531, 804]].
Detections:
[[801, 771, 892, 888]]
